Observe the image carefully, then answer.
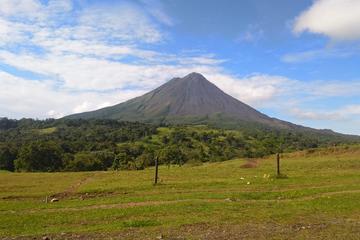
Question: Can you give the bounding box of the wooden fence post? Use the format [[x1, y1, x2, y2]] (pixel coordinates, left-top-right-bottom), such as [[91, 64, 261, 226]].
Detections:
[[154, 156, 159, 185], [276, 153, 280, 176]]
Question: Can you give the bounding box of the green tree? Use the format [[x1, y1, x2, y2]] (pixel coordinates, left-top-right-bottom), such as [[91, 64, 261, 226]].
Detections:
[[15, 141, 63, 172], [0, 144, 16, 171], [159, 146, 186, 166], [93, 150, 115, 170], [66, 152, 102, 171], [112, 152, 132, 170]]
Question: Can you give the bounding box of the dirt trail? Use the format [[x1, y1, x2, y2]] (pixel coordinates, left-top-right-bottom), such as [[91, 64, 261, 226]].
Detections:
[[54, 173, 98, 198], [8, 188, 360, 214], [9, 219, 360, 240]]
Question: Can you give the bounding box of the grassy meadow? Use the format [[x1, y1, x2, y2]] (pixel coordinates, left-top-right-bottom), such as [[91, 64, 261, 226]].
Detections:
[[0, 145, 360, 239]]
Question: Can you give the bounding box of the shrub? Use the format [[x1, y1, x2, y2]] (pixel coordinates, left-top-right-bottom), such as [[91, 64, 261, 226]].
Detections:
[[0, 144, 17, 171], [66, 152, 103, 171], [15, 141, 63, 172]]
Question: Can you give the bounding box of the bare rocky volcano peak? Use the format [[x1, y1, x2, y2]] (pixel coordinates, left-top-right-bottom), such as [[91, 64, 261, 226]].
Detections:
[[181, 72, 208, 81], [149, 72, 268, 119]]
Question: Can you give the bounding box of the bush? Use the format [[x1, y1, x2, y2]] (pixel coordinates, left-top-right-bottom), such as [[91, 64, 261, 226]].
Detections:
[[93, 150, 115, 169], [66, 152, 103, 171], [112, 152, 132, 170], [159, 146, 186, 166], [0, 144, 16, 171], [15, 141, 63, 172]]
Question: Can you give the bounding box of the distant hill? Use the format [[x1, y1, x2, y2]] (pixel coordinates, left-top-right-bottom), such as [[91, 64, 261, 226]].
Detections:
[[65, 73, 359, 140]]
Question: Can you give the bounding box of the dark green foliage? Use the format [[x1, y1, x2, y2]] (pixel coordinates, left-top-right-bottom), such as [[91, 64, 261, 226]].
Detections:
[[66, 152, 102, 171], [15, 141, 63, 172], [0, 118, 18, 130], [0, 144, 17, 171], [113, 143, 147, 170], [158, 146, 186, 166], [0, 118, 359, 172], [66, 150, 116, 172], [93, 150, 116, 169], [113, 152, 133, 170]]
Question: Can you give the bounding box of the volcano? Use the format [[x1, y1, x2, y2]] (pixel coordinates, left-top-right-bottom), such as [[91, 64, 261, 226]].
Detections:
[[64, 73, 344, 134]]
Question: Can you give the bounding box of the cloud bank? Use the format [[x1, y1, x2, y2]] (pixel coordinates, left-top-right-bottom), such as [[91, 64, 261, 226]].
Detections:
[[294, 0, 360, 41]]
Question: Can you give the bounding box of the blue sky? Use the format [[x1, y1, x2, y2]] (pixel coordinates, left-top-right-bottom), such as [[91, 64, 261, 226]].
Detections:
[[1, 0, 360, 135]]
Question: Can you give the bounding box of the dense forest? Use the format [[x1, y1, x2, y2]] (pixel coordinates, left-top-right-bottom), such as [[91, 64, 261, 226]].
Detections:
[[0, 117, 358, 172]]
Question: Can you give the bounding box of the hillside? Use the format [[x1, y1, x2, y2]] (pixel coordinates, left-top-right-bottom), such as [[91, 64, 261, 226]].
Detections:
[[1, 118, 358, 173], [65, 73, 359, 141], [1, 145, 360, 239]]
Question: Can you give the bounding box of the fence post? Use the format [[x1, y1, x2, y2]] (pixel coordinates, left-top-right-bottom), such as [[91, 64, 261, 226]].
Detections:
[[276, 153, 280, 176], [154, 156, 159, 185]]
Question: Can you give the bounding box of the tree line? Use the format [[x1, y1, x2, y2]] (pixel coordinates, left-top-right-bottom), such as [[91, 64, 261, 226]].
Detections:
[[0, 118, 355, 172]]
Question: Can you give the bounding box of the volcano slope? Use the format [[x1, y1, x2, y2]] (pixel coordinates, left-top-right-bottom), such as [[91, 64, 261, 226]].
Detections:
[[66, 72, 360, 143]]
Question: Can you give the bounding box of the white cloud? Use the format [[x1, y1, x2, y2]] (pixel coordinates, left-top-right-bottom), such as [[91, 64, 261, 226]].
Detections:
[[0, 0, 176, 94], [46, 0, 73, 14], [294, 0, 360, 41], [290, 108, 342, 120], [0, 47, 293, 118], [339, 105, 360, 116], [281, 47, 358, 63], [0, 0, 164, 49], [78, 3, 164, 43], [206, 74, 294, 106], [0, 0, 42, 18], [305, 80, 360, 97], [73, 101, 91, 114], [0, 0, 73, 23], [0, 0, 225, 99], [0, 50, 222, 91], [290, 105, 360, 121], [0, 70, 146, 119], [47, 110, 63, 119]]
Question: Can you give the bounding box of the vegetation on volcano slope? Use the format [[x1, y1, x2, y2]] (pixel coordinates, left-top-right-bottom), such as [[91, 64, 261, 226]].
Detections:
[[0, 145, 359, 239], [0, 118, 359, 172]]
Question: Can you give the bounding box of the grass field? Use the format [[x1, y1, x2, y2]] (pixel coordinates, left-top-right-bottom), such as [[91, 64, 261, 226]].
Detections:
[[0, 145, 360, 239]]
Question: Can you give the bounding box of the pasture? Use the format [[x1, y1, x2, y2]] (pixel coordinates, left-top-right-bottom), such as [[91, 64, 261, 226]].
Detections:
[[0, 145, 359, 239]]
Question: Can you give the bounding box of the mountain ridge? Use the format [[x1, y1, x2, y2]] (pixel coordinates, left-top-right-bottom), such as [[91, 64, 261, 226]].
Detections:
[[64, 73, 358, 139], [66, 72, 275, 123]]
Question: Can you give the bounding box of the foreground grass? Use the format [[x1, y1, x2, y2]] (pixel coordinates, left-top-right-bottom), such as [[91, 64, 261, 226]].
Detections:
[[0, 145, 360, 239]]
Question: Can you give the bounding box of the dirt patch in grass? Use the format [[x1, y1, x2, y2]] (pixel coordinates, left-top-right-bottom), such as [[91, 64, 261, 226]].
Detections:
[[6, 188, 360, 214], [1, 195, 37, 200], [240, 160, 258, 168], [11, 220, 358, 240], [53, 173, 97, 199], [153, 220, 359, 240]]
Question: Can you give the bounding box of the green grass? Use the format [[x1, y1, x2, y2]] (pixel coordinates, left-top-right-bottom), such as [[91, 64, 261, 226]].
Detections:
[[0, 145, 360, 239], [37, 127, 57, 134]]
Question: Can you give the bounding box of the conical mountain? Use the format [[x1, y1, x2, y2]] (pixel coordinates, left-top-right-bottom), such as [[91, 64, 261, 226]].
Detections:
[[66, 73, 277, 124], [64, 73, 331, 132], [143, 72, 267, 119]]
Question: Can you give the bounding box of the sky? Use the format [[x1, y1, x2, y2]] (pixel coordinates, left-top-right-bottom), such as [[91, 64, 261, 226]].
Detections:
[[0, 0, 360, 135]]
